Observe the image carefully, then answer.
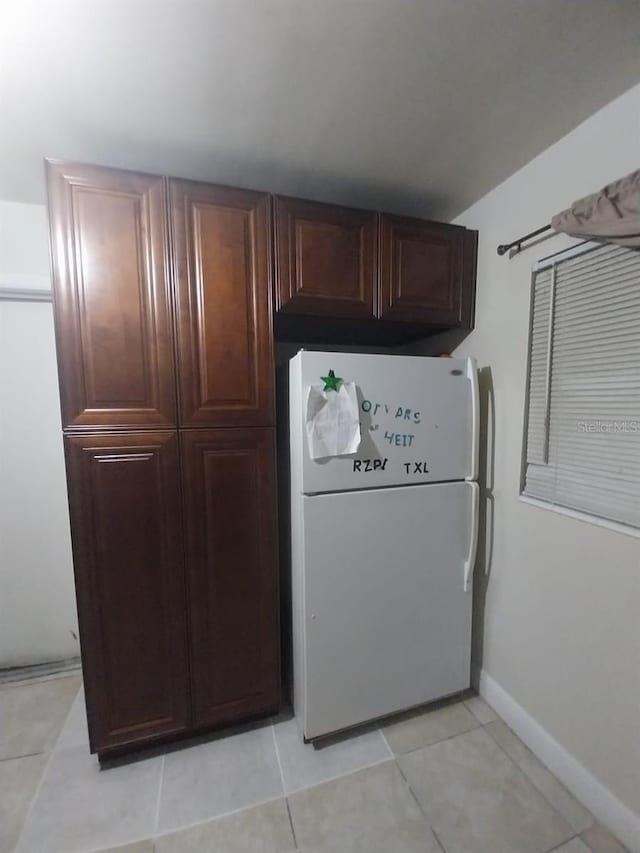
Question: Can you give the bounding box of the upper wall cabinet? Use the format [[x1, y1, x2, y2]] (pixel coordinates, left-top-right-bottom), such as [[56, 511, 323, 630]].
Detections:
[[46, 161, 177, 431], [379, 214, 476, 327], [170, 180, 275, 428], [274, 196, 377, 319], [272, 196, 477, 343]]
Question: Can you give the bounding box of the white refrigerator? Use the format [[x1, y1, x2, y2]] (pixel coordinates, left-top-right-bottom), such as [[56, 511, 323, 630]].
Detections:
[[289, 350, 479, 740]]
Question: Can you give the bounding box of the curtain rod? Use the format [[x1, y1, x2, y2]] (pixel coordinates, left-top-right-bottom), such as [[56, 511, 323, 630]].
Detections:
[[496, 224, 553, 257]]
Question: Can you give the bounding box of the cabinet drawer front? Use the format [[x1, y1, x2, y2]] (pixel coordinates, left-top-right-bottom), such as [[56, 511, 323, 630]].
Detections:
[[181, 428, 280, 727], [274, 196, 377, 319], [380, 214, 472, 325], [47, 161, 176, 430], [170, 181, 275, 427], [65, 432, 189, 753]]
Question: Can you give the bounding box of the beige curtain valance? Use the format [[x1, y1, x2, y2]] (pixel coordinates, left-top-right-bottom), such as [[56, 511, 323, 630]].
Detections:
[[551, 168, 640, 248]]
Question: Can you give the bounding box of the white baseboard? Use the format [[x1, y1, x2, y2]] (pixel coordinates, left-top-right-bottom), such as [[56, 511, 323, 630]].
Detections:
[[0, 657, 81, 686], [478, 669, 640, 853]]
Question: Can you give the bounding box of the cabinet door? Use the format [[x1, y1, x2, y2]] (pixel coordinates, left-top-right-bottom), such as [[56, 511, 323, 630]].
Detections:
[[181, 428, 280, 727], [274, 195, 377, 319], [379, 214, 477, 327], [46, 161, 176, 430], [170, 180, 275, 428], [65, 432, 189, 754]]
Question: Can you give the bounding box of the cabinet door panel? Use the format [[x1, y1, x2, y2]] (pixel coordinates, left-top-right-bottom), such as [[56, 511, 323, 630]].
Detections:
[[379, 214, 476, 326], [170, 181, 274, 427], [46, 161, 176, 430], [65, 432, 189, 753], [274, 196, 377, 318], [181, 428, 280, 727]]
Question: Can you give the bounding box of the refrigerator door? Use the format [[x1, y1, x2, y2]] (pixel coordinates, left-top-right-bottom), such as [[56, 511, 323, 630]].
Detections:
[[298, 480, 474, 739], [290, 350, 478, 495]]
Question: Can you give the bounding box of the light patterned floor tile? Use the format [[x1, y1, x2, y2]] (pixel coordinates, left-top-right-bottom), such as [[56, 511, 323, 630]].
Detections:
[[6, 676, 622, 853], [382, 700, 478, 754], [157, 722, 283, 833], [553, 839, 592, 853], [0, 674, 81, 759], [0, 753, 47, 853], [581, 823, 630, 853], [399, 727, 574, 853], [485, 719, 594, 833], [288, 761, 442, 853], [16, 743, 162, 853], [56, 686, 89, 750], [155, 798, 296, 853], [273, 715, 390, 793], [463, 694, 498, 724]]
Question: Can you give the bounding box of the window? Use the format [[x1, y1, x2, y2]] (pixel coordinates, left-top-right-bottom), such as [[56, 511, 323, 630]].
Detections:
[[522, 242, 640, 530]]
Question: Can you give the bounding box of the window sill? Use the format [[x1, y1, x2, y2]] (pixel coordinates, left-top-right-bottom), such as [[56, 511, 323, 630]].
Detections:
[[518, 495, 640, 540]]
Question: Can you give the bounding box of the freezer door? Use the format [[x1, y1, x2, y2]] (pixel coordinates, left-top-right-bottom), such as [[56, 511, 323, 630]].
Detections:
[[291, 350, 478, 495], [299, 481, 474, 739]]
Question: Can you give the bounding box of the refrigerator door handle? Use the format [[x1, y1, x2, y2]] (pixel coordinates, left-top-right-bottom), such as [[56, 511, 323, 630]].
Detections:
[[466, 359, 479, 482], [464, 481, 480, 592]]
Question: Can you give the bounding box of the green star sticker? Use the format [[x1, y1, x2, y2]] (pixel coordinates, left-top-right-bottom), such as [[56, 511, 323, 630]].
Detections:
[[321, 369, 342, 391]]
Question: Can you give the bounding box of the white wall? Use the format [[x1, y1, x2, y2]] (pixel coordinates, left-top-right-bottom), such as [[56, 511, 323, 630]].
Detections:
[[451, 83, 640, 829], [0, 200, 79, 667]]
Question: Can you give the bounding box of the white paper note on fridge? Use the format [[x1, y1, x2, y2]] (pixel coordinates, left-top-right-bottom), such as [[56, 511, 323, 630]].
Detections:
[[305, 382, 361, 460]]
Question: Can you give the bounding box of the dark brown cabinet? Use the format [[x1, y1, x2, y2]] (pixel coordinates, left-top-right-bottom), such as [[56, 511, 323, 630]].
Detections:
[[181, 429, 279, 728], [64, 432, 189, 753], [48, 157, 477, 757], [170, 180, 275, 428], [47, 161, 280, 759], [379, 214, 476, 328], [47, 162, 177, 431], [274, 195, 377, 319], [273, 195, 477, 342]]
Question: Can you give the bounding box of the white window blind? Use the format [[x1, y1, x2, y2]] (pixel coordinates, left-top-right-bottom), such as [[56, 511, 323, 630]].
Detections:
[[523, 242, 640, 529]]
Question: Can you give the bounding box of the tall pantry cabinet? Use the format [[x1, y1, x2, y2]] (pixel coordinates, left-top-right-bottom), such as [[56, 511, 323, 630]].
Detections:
[[47, 161, 280, 758]]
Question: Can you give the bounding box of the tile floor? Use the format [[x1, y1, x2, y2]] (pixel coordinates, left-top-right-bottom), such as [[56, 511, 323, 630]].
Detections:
[[0, 672, 630, 853]]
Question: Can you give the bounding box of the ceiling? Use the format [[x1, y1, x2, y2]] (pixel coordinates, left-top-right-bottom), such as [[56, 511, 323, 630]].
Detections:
[[1, 0, 639, 219]]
